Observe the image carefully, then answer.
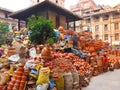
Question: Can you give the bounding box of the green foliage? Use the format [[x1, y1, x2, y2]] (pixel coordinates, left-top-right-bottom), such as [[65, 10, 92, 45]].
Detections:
[[27, 15, 56, 44], [0, 22, 9, 45], [46, 38, 54, 45]]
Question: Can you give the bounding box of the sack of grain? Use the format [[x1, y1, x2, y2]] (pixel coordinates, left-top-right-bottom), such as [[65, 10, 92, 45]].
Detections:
[[72, 71, 80, 89], [54, 77, 64, 90], [64, 72, 73, 90]]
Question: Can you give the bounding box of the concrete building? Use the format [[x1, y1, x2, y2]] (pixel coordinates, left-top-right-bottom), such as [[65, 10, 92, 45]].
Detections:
[[83, 4, 120, 45], [30, 0, 65, 7], [0, 7, 19, 32], [70, 0, 97, 31]]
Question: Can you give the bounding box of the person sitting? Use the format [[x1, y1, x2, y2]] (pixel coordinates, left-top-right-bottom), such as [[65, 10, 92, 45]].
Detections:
[[63, 47, 88, 59]]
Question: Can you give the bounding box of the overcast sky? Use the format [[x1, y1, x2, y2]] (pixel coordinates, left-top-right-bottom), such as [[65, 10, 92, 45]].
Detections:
[[0, 0, 120, 11]]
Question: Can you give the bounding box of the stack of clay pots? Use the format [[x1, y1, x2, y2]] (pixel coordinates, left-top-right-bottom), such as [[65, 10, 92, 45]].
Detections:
[[7, 47, 16, 56], [7, 66, 27, 90]]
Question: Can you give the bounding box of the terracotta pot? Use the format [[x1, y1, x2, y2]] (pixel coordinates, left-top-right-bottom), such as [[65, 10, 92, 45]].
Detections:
[[0, 85, 4, 89], [11, 78, 16, 84], [16, 71, 23, 76], [17, 76, 22, 81], [16, 80, 21, 85], [7, 87, 13, 90], [41, 45, 51, 56], [18, 68, 24, 72], [8, 81, 14, 88], [19, 84, 25, 89], [19, 86, 24, 90], [20, 80, 26, 85], [8, 47, 16, 50], [14, 82, 20, 87], [24, 68, 30, 76], [17, 67, 24, 72], [22, 75, 27, 81], [89, 47, 95, 52], [13, 74, 17, 79], [12, 86, 18, 90], [7, 50, 16, 56]]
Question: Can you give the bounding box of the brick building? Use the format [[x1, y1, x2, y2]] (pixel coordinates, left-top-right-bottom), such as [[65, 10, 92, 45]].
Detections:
[[70, 0, 97, 16], [0, 7, 19, 32], [70, 0, 97, 31], [83, 4, 120, 45]]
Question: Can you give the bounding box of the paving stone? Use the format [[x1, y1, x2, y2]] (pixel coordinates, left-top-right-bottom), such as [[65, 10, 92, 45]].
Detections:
[[83, 69, 120, 90]]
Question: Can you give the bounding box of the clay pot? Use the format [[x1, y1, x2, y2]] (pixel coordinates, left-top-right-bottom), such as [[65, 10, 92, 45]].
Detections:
[[17, 66, 24, 72], [22, 75, 27, 81], [8, 82, 14, 89], [41, 45, 51, 56], [24, 68, 30, 76], [16, 80, 21, 85], [14, 82, 20, 87], [93, 70, 98, 76], [19, 83, 25, 89], [19, 88, 24, 90], [7, 50, 16, 56], [7, 47, 16, 56], [20, 80, 26, 85], [12, 86, 18, 90], [7, 87, 13, 90], [89, 47, 95, 52], [11, 78, 16, 84], [16, 71, 23, 76], [8, 81, 14, 87], [13, 74, 17, 79], [19, 86, 24, 90], [8, 47, 16, 50]]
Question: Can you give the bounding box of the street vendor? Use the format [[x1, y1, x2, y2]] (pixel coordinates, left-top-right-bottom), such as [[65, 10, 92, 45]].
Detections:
[[103, 54, 108, 67]]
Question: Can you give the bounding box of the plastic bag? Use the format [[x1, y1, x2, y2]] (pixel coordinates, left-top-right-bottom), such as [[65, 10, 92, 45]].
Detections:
[[24, 60, 36, 69], [8, 54, 20, 62], [50, 78, 55, 89], [36, 84, 49, 90], [29, 47, 37, 57], [0, 73, 10, 85], [36, 67, 50, 85], [54, 77, 64, 90]]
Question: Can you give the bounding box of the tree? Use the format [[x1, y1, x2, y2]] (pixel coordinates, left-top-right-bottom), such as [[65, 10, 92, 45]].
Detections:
[[0, 22, 9, 45], [27, 15, 56, 44]]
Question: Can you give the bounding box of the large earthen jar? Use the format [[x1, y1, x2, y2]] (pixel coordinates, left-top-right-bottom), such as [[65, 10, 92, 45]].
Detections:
[[97, 56, 103, 67], [41, 45, 51, 61]]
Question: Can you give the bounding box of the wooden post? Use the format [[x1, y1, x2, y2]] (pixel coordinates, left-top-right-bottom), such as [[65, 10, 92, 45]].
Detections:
[[67, 22, 69, 29], [25, 19, 27, 27], [46, 10, 49, 19], [66, 17, 69, 29], [18, 19, 20, 31], [73, 21, 76, 31]]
